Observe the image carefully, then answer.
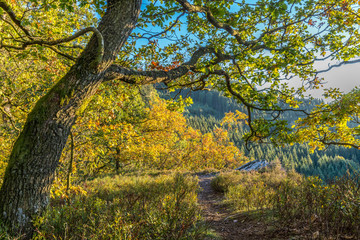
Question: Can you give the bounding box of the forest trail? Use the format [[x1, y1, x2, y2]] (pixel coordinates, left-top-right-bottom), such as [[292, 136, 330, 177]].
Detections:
[[197, 174, 286, 240]]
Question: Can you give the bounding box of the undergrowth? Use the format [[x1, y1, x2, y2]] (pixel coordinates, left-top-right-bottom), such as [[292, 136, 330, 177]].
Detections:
[[274, 173, 360, 238], [33, 173, 205, 240], [212, 162, 360, 239]]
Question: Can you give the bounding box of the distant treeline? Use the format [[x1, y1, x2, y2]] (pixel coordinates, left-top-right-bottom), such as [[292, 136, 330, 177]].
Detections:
[[159, 89, 360, 181]]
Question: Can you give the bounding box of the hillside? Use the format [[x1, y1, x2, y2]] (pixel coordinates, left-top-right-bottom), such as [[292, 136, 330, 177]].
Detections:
[[160, 89, 360, 181]]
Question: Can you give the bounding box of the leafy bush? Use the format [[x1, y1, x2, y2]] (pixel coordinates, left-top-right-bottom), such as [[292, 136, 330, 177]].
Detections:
[[34, 173, 205, 240], [274, 173, 360, 238], [213, 162, 360, 238], [226, 180, 275, 211], [212, 161, 301, 211]]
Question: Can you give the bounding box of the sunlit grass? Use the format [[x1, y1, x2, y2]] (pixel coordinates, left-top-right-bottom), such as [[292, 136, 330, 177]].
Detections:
[[34, 173, 206, 240]]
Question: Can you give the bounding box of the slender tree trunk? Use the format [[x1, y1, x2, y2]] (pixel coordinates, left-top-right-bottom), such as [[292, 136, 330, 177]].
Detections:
[[0, 0, 141, 237], [115, 148, 121, 174], [66, 131, 74, 201]]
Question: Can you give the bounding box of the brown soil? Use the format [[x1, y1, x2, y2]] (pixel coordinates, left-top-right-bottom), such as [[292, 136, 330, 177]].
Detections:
[[197, 174, 303, 240]]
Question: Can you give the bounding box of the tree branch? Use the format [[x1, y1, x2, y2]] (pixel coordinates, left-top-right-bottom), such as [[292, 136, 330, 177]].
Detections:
[[175, 0, 253, 47], [315, 58, 360, 75], [103, 46, 214, 84], [174, 0, 315, 51], [320, 140, 360, 149], [0, 0, 32, 39], [134, 12, 185, 40], [0, 106, 19, 132], [48, 46, 76, 61], [0, 26, 104, 70], [213, 69, 308, 115], [2, 27, 102, 49]]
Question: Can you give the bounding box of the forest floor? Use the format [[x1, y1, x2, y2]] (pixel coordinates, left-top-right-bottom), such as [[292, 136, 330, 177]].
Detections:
[[197, 174, 303, 240]]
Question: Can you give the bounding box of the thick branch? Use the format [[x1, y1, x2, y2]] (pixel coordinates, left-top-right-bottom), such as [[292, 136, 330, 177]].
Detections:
[[320, 140, 360, 149], [1, 27, 103, 69], [103, 46, 214, 84]]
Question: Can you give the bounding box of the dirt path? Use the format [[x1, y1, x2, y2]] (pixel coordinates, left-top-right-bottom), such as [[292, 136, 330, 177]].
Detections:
[[197, 174, 287, 240]]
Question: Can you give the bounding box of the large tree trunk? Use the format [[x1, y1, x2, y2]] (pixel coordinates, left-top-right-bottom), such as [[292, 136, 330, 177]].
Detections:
[[0, 0, 141, 237]]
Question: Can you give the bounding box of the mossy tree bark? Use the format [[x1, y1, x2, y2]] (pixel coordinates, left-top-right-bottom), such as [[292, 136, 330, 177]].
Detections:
[[0, 0, 141, 237]]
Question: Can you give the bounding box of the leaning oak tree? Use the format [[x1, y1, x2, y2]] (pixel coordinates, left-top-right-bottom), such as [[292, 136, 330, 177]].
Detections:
[[1, 0, 360, 236]]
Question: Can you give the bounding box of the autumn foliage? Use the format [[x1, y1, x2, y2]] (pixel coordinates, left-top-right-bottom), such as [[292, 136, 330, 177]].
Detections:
[[51, 83, 245, 194]]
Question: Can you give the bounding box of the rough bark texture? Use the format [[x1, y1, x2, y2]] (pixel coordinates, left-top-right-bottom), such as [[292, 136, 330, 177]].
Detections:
[[0, 0, 141, 238]]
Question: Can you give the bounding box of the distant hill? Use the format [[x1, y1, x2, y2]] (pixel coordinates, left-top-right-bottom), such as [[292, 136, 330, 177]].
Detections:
[[159, 88, 360, 181]]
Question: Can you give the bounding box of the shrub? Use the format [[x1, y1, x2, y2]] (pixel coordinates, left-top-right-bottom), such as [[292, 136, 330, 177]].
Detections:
[[212, 163, 301, 212], [213, 164, 360, 238], [210, 171, 244, 193], [274, 173, 360, 238], [33, 173, 205, 240]]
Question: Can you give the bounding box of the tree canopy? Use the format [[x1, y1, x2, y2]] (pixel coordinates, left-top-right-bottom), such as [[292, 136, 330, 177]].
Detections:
[[2, 0, 360, 146]]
